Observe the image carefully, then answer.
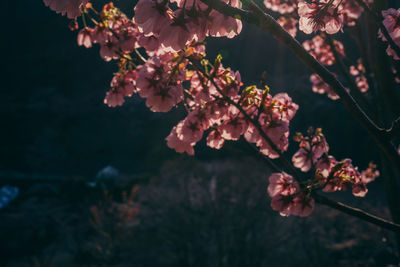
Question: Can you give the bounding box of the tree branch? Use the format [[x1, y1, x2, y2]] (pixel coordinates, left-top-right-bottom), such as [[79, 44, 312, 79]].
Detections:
[[199, 0, 400, 173], [313, 193, 400, 232]]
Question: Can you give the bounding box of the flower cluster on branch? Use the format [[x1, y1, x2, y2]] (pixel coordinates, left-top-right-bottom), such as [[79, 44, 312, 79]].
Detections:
[[42, 0, 400, 226]]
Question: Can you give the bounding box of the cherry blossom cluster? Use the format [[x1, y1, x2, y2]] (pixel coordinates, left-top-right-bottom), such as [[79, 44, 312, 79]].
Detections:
[[310, 59, 370, 97], [76, 3, 141, 62], [310, 74, 339, 100], [349, 59, 369, 93], [43, 0, 388, 221], [268, 127, 379, 217], [48, 0, 244, 107], [303, 35, 345, 66], [166, 55, 299, 158], [262, 0, 376, 101], [268, 172, 315, 217], [263, 0, 367, 37], [61, 0, 299, 160], [44, 0, 297, 160], [379, 8, 400, 60], [43, 0, 88, 18], [293, 128, 378, 197], [133, 0, 242, 52]]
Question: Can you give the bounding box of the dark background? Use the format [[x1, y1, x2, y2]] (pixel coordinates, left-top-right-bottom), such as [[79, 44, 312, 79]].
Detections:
[[1, 1, 400, 266]]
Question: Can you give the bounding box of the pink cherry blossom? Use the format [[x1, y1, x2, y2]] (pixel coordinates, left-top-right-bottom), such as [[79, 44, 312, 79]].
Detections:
[[133, 0, 172, 37], [189, 72, 218, 103], [177, 114, 205, 143], [206, 130, 225, 150], [319, 158, 374, 198], [264, 0, 297, 14], [159, 10, 197, 51], [136, 57, 184, 112], [277, 16, 298, 38], [104, 90, 125, 107], [170, 0, 207, 9], [138, 35, 161, 52], [310, 74, 340, 100], [271, 194, 295, 216], [292, 129, 329, 172], [272, 93, 299, 122], [242, 89, 297, 160], [350, 60, 369, 93], [315, 155, 336, 178], [379, 8, 400, 60], [303, 35, 345, 66], [290, 194, 315, 217], [360, 163, 380, 184], [386, 45, 400, 60], [99, 38, 120, 61], [208, 9, 243, 39], [77, 27, 94, 48], [213, 67, 242, 97], [258, 120, 289, 159], [43, 0, 88, 18], [92, 23, 110, 45], [166, 124, 195, 155], [145, 83, 184, 112], [218, 106, 247, 140], [268, 172, 299, 197], [355, 76, 369, 93], [104, 70, 138, 107], [298, 1, 343, 34], [340, 0, 363, 26], [381, 8, 400, 38], [292, 146, 313, 172], [352, 182, 368, 197]]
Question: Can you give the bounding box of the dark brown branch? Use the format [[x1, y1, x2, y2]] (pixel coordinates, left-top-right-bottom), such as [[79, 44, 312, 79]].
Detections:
[[314, 193, 400, 232], [199, 0, 400, 173]]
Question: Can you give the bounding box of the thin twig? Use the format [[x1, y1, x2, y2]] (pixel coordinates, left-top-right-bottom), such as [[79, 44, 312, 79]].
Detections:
[[314, 193, 400, 232]]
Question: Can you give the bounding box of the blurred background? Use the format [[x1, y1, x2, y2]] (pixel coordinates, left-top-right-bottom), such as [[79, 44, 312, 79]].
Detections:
[[2, 0, 400, 266]]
